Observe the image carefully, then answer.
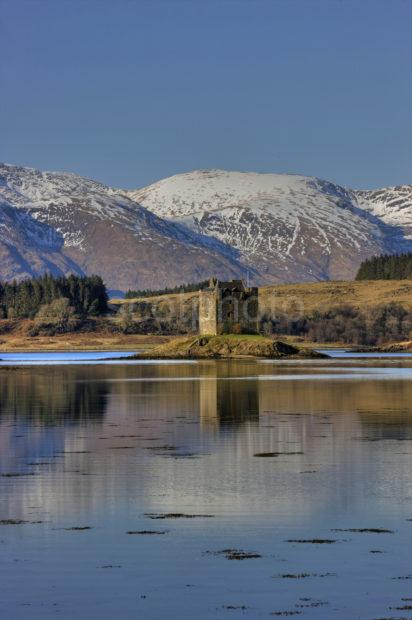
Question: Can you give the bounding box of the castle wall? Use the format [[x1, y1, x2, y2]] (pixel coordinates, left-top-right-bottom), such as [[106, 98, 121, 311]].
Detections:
[[242, 288, 259, 333], [199, 282, 259, 335], [217, 289, 259, 334], [199, 290, 218, 335]]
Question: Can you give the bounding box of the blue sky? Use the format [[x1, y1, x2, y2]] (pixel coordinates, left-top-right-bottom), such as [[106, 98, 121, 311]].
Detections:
[[1, 0, 411, 189]]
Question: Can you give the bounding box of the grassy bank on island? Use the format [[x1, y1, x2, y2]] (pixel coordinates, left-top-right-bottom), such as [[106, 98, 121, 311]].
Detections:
[[135, 334, 329, 359]]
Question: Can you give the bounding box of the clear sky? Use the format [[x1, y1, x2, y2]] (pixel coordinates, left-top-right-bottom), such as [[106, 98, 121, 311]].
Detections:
[[1, 0, 411, 189]]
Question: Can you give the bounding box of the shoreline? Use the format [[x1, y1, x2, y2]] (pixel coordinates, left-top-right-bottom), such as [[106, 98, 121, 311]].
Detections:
[[0, 326, 410, 355], [0, 332, 170, 353]]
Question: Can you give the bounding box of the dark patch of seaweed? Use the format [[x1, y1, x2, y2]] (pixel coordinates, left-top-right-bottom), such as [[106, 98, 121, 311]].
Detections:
[[254, 452, 304, 458], [126, 530, 168, 535], [272, 572, 336, 579], [145, 513, 214, 520], [286, 538, 337, 544], [332, 528, 394, 534]]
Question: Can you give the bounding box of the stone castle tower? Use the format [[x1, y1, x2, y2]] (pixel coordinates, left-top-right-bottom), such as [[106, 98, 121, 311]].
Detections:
[[198, 278, 259, 335]]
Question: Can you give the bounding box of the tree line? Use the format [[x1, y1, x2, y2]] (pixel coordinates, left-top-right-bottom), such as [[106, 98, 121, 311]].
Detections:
[[260, 303, 412, 345], [125, 279, 210, 299], [356, 253, 412, 280], [0, 273, 109, 319]]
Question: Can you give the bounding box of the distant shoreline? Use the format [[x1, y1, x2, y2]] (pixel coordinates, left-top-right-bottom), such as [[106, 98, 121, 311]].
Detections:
[[0, 329, 410, 354], [0, 328, 169, 353]]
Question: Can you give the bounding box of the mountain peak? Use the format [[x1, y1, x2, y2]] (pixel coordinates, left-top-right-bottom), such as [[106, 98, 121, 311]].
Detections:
[[1, 164, 412, 289]]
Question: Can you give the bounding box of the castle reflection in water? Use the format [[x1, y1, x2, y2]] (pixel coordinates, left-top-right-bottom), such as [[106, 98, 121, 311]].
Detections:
[[2, 360, 412, 435], [2, 359, 412, 620]]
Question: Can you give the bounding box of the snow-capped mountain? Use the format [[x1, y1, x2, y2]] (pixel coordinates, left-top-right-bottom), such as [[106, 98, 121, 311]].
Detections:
[[0, 164, 251, 291], [0, 196, 81, 281], [355, 185, 412, 242], [1, 164, 411, 291], [129, 170, 412, 283]]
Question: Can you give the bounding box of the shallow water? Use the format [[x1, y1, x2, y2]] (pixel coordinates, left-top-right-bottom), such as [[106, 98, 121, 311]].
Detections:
[[0, 350, 135, 365], [1, 354, 412, 619], [319, 348, 412, 359]]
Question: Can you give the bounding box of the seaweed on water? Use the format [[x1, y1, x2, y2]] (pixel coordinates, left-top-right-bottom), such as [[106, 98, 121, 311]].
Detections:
[[272, 574, 311, 580], [62, 450, 91, 454], [295, 599, 329, 608], [392, 575, 412, 580], [0, 518, 43, 525], [169, 453, 200, 459], [272, 572, 336, 579], [126, 530, 168, 535], [370, 550, 385, 554], [145, 513, 214, 519], [204, 549, 261, 561], [1, 472, 36, 478], [146, 445, 180, 451], [254, 452, 304, 458], [62, 526, 92, 531], [286, 539, 337, 544], [222, 605, 249, 610], [270, 613, 302, 617], [332, 528, 394, 534]]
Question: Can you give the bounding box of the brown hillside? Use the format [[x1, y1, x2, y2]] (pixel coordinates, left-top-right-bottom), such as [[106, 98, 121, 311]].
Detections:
[[114, 280, 412, 316], [259, 280, 412, 314]]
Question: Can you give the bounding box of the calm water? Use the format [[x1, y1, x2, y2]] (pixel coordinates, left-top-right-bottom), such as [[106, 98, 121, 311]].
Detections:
[[1, 353, 412, 619], [0, 351, 136, 365]]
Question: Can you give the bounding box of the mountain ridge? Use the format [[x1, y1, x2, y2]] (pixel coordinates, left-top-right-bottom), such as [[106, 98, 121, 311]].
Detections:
[[0, 163, 252, 291], [1, 163, 411, 291], [128, 169, 412, 284]]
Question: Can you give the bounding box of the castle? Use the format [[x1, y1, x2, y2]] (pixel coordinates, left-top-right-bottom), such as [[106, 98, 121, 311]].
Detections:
[[198, 278, 259, 335]]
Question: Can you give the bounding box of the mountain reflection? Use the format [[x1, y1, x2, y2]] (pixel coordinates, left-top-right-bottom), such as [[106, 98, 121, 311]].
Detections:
[[2, 359, 412, 523], [1, 361, 412, 434]]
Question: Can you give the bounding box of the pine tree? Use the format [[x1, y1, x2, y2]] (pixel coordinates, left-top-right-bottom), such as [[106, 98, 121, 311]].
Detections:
[[356, 253, 412, 280]]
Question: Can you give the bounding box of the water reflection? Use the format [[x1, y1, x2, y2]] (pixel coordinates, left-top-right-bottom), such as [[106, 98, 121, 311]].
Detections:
[[0, 366, 109, 425], [2, 359, 412, 619], [1, 360, 412, 439], [199, 362, 259, 428]]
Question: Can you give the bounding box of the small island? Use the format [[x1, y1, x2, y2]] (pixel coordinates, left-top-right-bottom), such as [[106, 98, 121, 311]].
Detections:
[[132, 279, 328, 359], [135, 334, 328, 359]]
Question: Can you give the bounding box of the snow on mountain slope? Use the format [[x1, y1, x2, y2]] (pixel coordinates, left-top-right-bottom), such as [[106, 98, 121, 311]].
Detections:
[[0, 163, 187, 249], [2, 164, 411, 290], [129, 170, 406, 282], [0, 195, 81, 280], [355, 185, 412, 241], [0, 164, 252, 290]]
